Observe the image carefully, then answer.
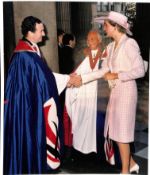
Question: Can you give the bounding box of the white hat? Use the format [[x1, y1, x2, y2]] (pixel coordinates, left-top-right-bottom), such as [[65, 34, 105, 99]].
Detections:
[[94, 11, 132, 36]]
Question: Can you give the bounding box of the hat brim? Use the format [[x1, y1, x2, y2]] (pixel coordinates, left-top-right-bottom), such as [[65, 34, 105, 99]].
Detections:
[[93, 16, 132, 36]]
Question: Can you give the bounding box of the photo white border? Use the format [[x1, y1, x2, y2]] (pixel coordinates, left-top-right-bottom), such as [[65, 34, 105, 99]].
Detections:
[[0, 1, 149, 175], [0, 1, 4, 175]]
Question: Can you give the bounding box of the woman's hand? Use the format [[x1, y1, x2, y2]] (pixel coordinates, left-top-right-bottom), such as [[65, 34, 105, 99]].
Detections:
[[104, 72, 118, 80]]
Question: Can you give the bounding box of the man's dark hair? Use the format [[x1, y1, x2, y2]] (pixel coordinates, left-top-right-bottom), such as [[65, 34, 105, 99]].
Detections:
[[57, 29, 65, 37], [62, 33, 75, 45], [21, 16, 42, 37]]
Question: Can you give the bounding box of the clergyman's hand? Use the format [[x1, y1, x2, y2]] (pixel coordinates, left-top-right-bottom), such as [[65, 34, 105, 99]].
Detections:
[[67, 73, 76, 87], [68, 74, 82, 87]]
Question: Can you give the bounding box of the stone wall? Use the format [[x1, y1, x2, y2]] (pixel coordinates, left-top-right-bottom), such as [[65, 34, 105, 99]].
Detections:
[[13, 2, 59, 72]]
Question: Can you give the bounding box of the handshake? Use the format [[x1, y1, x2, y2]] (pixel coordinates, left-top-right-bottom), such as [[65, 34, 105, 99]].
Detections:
[[67, 73, 82, 88], [66, 72, 118, 88]]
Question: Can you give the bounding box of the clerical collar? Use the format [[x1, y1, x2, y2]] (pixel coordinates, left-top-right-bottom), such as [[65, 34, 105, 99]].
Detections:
[[91, 49, 98, 58], [31, 41, 38, 48], [22, 37, 40, 56]]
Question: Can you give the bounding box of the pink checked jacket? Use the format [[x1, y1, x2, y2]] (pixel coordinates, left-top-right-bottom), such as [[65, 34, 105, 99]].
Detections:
[[81, 34, 145, 143]]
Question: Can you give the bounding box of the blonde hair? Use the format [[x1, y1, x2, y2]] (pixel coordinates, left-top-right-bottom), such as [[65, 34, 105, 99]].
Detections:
[[107, 19, 126, 34]]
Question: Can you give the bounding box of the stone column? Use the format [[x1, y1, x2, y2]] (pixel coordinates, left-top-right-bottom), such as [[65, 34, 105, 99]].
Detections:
[[56, 2, 71, 33], [3, 2, 16, 76], [71, 2, 92, 36], [91, 2, 98, 29], [80, 2, 92, 34], [13, 2, 59, 71]]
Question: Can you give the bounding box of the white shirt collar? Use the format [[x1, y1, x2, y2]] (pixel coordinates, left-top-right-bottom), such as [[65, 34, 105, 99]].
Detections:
[[31, 42, 41, 56], [91, 49, 98, 58]]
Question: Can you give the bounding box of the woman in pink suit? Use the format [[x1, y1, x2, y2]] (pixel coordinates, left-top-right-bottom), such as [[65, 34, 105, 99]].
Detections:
[[73, 11, 146, 174]]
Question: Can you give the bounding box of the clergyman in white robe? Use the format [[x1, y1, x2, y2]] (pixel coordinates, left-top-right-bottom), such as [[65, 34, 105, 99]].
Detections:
[[65, 49, 108, 153]]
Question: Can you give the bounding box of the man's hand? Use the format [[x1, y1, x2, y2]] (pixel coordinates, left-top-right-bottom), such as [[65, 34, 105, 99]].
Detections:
[[67, 74, 82, 87], [104, 72, 118, 80]]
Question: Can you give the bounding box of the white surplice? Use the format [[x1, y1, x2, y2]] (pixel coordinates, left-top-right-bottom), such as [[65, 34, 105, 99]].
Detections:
[[65, 50, 103, 153]]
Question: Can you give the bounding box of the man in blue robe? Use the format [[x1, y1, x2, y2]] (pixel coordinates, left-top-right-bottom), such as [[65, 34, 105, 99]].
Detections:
[[4, 16, 72, 174]]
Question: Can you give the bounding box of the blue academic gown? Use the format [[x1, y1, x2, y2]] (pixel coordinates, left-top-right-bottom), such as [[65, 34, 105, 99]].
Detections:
[[4, 40, 63, 174]]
